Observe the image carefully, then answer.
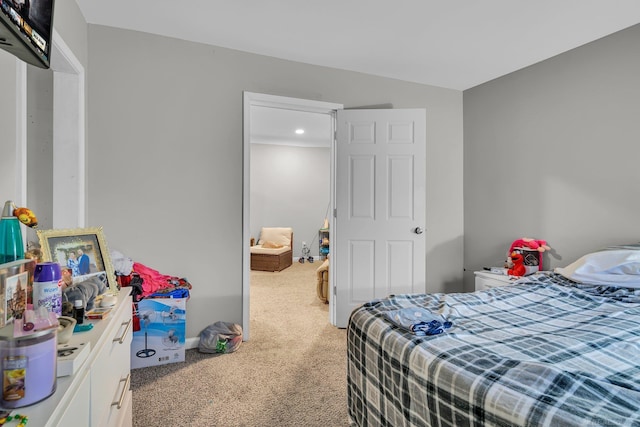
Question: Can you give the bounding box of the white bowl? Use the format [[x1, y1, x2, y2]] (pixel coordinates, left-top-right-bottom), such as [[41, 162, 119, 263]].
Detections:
[[100, 294, 117, 307], [57, 316, 77, 344]]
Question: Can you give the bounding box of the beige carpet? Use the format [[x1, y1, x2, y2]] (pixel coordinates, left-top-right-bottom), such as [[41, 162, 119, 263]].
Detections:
[[131, 261, 349, 427]]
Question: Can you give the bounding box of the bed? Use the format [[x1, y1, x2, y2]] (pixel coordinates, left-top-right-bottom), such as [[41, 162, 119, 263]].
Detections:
[[347, 249, 640, 427]]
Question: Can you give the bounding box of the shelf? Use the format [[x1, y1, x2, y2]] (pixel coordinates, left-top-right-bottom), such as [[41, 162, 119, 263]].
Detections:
[[319, 228, 330, 259]]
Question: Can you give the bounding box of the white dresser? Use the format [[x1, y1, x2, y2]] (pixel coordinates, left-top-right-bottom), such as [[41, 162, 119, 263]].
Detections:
[[18, 288, 133, 427], [474, 270, 517, 291]]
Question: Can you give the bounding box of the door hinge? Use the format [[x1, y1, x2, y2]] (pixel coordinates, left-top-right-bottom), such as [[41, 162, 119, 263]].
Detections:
[[333, 208, 337, 218], [333, 285, 337, 296]]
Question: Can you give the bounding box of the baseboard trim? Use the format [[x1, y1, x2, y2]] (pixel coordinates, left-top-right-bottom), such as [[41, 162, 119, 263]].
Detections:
[[186, 337, 199, 349]]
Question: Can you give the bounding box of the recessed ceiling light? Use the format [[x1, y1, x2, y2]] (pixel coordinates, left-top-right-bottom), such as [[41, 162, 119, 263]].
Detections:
[[295, 129, 305, 135]]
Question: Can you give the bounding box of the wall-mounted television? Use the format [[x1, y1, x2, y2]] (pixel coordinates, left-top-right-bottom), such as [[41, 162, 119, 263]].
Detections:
[[0, 0, 55, 69]]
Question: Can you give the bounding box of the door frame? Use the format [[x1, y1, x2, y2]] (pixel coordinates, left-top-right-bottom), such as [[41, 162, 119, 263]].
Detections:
[[242, 92, 343, 340], [15, 30, 85, 243], [51, 29, 86, 228]]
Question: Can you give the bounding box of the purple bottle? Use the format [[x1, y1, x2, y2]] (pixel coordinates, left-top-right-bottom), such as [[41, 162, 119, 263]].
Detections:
[[33, 262, 62, 316]]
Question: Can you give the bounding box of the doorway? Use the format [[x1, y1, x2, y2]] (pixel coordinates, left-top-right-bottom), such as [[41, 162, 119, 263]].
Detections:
[[242, 92, 343, 340]]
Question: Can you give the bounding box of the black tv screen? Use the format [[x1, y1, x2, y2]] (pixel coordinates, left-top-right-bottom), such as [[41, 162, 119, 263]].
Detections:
[[0, 0, 55, 69]]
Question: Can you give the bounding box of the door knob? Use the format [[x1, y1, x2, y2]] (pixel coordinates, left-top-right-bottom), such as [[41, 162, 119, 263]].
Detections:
[[414, 227, 424, 235]]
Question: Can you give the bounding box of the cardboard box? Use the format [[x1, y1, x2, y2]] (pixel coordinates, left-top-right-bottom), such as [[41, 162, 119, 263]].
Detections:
[[131, 297, 186, 369]]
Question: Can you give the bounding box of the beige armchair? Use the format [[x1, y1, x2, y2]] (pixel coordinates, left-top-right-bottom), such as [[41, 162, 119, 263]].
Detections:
[[250, 227, 293, 272], [316, 258, 329, 303]]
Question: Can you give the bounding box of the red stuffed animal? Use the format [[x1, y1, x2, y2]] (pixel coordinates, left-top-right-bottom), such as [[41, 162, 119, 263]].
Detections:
[[508, 237, 551, 270], [507, 252, 526, 276]]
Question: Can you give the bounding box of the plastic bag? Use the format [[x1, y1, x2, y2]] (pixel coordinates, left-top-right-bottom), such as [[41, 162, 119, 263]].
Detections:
[[198, 321, 243, 354]]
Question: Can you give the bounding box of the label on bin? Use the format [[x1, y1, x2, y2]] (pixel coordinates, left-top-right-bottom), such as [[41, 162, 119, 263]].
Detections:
[[3, 356, 26, 401]]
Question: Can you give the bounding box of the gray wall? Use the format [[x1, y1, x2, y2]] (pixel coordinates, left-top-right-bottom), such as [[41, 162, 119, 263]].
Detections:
[[87, 25, 463, 338], [52, 0, 88, 67], [25, 67, 53, 244], [463, 24, 640, 291], [0, 0, 87, 233], [250, 143, 330, 258], [0, 51, 20, 200]]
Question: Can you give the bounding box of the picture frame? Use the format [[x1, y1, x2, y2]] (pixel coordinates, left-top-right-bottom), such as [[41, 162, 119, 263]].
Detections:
[[0, 258, 36, 326], [36, 227, 118, 293]]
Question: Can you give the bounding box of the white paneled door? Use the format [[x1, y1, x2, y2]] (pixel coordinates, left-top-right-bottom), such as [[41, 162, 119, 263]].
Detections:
[[333, 109, 426, 327]]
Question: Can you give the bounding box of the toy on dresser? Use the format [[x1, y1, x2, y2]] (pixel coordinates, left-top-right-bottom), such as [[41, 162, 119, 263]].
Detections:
[[505, 237, 551, 276], [58, 267, 108, 315], [507, 251, 526, 276]]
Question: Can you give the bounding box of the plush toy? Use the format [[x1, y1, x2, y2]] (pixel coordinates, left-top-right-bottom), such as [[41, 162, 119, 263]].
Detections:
[[521, 238, 550, 253], [13, 206, 38, 228], [508, 238, 550, 254], [507, 237, 551, 270], [507, 252, 526, 276]]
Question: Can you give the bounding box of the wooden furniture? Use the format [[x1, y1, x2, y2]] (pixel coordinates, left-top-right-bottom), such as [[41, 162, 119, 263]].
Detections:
[[316, 258, 329, 303], [474, 270, 515, 290], [250, 227, 293, 272], [19, 289, 133, 427]]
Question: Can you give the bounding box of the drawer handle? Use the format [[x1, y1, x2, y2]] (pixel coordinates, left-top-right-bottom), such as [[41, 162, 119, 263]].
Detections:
[[113, 319, 132, 344], [111, 373, 131, 409]]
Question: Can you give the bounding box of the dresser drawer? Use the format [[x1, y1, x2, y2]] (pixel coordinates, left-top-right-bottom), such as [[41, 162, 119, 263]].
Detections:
[[91, 295, 133, 427], [474, 271, 515, 291]]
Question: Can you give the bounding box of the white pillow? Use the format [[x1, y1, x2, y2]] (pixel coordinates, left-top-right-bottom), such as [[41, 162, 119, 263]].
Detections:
[[258, 227, 292, 247], [555, 249, 640, 287]]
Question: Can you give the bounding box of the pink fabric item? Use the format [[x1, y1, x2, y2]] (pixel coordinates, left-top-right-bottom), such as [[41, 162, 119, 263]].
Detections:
[[132, 262, 174, 295]]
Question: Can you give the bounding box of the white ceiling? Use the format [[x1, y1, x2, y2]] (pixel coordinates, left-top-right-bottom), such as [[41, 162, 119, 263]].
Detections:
[[76, 0, 640, 91], [74, 0, 640, 144], [250, 106, 333, 148]]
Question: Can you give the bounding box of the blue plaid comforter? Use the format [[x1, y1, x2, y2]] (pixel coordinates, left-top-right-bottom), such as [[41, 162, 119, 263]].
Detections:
[[347, 273, 640, 427]]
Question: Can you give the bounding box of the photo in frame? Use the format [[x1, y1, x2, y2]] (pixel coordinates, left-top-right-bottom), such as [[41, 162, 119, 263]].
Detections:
[[36, 227, 118, 293], [0, 259, 36, 326]]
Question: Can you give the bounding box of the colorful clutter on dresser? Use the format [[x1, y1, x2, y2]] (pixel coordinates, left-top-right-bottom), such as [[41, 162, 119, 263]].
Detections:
[[111, 250, 192, 302], [505, 237, 551, 276]]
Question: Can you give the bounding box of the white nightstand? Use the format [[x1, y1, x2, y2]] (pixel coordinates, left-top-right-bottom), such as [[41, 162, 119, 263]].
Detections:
[[474, 270, 516, 291]]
